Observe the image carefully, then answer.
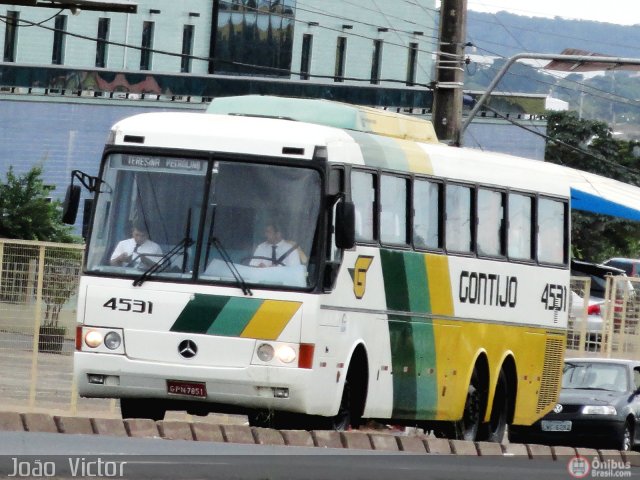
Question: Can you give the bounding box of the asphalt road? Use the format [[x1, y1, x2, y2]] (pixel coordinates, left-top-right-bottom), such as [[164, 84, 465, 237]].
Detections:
[[0, 432, 579, 480]]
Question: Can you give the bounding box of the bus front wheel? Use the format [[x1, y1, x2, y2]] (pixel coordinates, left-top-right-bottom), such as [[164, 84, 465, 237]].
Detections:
[[435, 370, 483, 441], [318, 350, 368, 431]]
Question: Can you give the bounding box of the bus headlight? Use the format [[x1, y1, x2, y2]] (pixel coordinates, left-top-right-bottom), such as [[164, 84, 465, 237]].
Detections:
[[276, 345, 297, 363], [257, 343, 275, 362], [84, 330, 103, 348], [78, 326, 125, 354], [104, 332, 122, 350]]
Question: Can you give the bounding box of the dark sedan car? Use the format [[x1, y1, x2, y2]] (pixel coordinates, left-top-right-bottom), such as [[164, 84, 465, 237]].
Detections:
[[509, 358, 640, 451]]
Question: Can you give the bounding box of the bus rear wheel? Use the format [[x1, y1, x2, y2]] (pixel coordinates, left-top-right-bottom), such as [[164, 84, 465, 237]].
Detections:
[[478, 370, 508, 443], [120, 398, 166, 421], [436, 370, 483, 440]]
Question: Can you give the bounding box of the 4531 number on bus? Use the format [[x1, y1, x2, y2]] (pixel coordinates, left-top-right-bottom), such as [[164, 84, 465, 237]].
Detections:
[[540, 284, 567, 312], [103, 297, 154, 314]]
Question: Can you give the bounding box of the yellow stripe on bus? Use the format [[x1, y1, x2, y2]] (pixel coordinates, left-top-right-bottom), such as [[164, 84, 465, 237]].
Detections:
[[239, 300, 302, 340], [398, 139, 433, 175], [425, 254, 453, 316]]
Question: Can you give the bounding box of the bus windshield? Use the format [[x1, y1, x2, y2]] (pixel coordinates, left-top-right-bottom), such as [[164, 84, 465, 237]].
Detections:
[[86, 153, 322, 289]]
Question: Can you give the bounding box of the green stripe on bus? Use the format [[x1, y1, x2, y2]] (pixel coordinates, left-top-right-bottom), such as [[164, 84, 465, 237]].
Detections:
[[389, 318, 438, 419], [404, 251, 430, 313], [380, 250, 410, 312], [412, 321, 437, 419], [170, 294, 230, 334], [389, 318, 417, 418], [206, 296, 262, 336]]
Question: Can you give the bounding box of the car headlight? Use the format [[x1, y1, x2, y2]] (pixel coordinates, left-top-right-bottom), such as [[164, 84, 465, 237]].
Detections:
[[581, 405, 617, 415]]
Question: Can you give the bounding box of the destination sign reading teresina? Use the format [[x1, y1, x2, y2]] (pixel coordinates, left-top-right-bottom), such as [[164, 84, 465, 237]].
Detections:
[[120, 156, 205, 172]]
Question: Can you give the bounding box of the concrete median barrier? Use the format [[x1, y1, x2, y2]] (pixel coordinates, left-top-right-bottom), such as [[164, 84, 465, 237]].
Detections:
[[1, 410, 639, 464]]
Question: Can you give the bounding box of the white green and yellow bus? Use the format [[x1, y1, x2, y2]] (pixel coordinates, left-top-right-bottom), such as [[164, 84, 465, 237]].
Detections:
[[67, 95, 571, 441]]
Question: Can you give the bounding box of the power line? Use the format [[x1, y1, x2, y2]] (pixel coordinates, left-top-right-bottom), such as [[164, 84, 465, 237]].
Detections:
[[480, 103, 640, 182], [469, 13, 640, 58], [367, 0, 437, 89], [0, 13, 436, 89], [298, 0, 440, 39], [0, 8, 63, 27], [465, 8, 640, 111], [472, 45, 640, 111]]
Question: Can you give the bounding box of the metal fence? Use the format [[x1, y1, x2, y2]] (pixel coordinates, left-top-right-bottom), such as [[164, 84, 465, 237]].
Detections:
[[566, 274, 640, 359], [0, 239, 116, 415]]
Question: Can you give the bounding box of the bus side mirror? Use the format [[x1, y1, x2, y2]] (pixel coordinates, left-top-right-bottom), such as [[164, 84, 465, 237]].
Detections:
[[62, 184, 81, 225], [335, 200, 355, 250]]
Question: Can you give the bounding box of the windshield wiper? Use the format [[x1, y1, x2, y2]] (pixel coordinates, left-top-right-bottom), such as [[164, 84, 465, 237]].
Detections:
[[133, 237, 193, 287], [210, 236, 252, 296]]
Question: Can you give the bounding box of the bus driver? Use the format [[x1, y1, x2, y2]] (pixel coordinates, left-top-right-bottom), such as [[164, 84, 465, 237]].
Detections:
[[110, 223, 162, 268], [249, 222, 302, 268]]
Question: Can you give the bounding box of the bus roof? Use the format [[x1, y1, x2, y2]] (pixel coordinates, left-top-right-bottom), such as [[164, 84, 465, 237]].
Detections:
[[206, 95, 438, 144]]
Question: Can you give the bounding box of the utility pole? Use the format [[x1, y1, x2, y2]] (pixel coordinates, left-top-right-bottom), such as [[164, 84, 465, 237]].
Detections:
[[432, 0, 467, 145]]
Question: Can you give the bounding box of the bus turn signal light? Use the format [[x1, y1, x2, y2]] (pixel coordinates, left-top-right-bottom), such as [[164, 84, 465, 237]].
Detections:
[[298, 343, 314, 369]]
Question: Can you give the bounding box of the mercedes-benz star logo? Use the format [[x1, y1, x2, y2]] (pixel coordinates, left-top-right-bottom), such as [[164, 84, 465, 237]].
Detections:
[[178, 339, 198, 359], [553, 403, 563, 414]]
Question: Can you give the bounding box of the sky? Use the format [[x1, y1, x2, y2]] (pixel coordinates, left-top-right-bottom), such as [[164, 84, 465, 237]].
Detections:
[[465, 0, 640, 26]]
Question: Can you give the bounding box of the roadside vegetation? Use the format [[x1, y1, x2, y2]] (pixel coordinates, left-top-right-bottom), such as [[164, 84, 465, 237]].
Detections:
[[0, 166, 78, 243], [545, 110, 640, 262]]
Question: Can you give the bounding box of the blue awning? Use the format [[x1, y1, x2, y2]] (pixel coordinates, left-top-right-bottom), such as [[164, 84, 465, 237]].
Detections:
[[571, 187, 640, 221]]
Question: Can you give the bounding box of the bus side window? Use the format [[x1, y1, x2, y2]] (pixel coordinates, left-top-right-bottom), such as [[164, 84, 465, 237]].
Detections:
[[413, 179, 441, 249], [508, 193, 533, 261], [445, 183, 473, 253], [538, 197, 566, 264], [380, 174, 408, 245], [477, 188, 505, 257], [351, 170, 376, 243]]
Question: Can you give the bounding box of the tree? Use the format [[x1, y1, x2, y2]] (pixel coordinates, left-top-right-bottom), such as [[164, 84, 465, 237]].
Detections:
[[545, 111, 640, 262], [0, 166, 77, 242]]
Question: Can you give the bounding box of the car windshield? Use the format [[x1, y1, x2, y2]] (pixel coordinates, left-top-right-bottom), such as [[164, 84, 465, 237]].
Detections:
[[86, 153, 322, 289], [562, 362, 628, 392]]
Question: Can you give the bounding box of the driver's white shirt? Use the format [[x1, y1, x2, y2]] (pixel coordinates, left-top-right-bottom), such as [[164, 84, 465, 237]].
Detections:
[[250, 240, 301, 267], [111, 238, 162, 268]]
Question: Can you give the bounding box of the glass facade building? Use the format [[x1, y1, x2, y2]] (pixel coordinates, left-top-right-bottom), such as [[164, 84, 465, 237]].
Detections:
[[215, 0, 296, 76]]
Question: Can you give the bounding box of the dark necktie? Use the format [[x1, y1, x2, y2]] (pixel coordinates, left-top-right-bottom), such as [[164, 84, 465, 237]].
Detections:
[[271, 245, 277, 264]]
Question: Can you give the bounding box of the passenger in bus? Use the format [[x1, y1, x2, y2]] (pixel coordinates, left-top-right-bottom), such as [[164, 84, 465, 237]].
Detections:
[[110, 223, 162, 268], [249, 221, 302, 268]]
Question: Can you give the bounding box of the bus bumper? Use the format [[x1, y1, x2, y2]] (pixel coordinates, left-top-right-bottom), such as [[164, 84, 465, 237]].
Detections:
[[74, 351, 324, 415]]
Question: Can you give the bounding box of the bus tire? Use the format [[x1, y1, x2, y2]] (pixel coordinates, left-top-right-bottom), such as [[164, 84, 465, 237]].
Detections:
[[318, 348, 368, 431], [477, 369, 508, 443], [120, 398, 166, 421], [439, 369, 483, 441]]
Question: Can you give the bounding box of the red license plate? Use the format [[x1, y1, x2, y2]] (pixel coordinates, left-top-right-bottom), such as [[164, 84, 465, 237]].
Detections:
[[167, 380, 207, 398]]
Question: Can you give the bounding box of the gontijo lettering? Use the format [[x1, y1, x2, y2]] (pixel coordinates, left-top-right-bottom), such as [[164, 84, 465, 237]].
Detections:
[[459, 271, 518, 307]]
